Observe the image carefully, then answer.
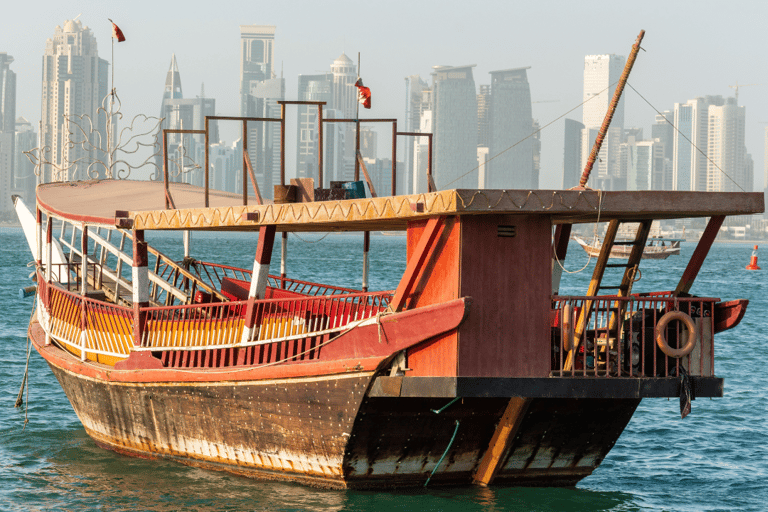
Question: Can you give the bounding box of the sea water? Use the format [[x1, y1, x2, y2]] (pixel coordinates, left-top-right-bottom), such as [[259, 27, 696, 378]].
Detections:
[[1, 227, 765, 512]]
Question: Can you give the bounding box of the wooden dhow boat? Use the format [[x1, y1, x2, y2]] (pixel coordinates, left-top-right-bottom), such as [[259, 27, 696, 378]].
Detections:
[[14, 30, 765, 489], [573, 235, 682, 260]]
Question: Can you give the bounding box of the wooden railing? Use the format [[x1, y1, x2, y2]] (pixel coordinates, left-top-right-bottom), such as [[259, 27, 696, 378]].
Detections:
[[551, 294, 718, 378]]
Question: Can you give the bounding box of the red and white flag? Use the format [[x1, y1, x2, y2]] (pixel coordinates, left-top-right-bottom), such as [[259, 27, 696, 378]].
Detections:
[[109, 19, 126, 42], [355, 78, 371, 109]]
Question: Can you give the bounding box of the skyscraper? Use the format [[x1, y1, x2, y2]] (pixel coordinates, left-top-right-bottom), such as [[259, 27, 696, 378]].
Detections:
[[651, 111, 674, 190], [157, 55, 217, 187], [404, 75, 430, 194], [13, 117, 38, 204], [296, 72, 333, 181], [40, 19, 109, 183], [240, 25, 282, 197], [0, 52, 15, 212], [239, 25, 275, 116], [431, 65, 478, 190], [707, 97, 750, 192], [295, 54, 359, 186], [487, 67, 534, 189], [562, 118, 584, 188], [581, 54, 625, 189], [672, 96, 724, 191]]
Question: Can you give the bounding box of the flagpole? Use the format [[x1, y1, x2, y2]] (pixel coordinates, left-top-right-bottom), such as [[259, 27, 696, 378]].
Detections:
[[356, 52, 369, 292], [109, 20, 115, 178], [355, 52, 361, 182]]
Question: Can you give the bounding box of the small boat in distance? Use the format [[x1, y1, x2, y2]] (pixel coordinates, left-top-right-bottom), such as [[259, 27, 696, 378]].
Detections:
[[573, 235, 683, 260]]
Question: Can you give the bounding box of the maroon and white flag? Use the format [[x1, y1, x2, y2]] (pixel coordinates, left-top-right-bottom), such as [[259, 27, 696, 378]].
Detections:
[[109, 19, 126, 42], [355, 78, 371, 109]]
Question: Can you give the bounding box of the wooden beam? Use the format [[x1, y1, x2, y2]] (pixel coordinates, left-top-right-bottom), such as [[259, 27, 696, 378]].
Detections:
[[243, 151, 263, 205], [472, 397, 531, 485], [357, 152, 378, 198], [674, 215, 725, 296], [390, 216, 445, 312]]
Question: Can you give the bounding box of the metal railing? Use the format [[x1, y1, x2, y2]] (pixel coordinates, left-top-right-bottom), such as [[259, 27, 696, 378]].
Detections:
[[551, 294, 717, 378]]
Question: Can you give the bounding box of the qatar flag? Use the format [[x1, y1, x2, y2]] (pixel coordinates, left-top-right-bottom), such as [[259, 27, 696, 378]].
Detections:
[[109, 19, 126, 42], [355, 78, 371, 109]]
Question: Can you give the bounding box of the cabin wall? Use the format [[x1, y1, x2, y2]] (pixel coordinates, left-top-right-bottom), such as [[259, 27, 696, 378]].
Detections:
[[457, 215, 552, 378], [405, 217, 460, 377]]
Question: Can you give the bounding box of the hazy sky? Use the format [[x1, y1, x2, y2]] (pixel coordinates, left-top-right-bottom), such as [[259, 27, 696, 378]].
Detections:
[[3, 0, 767, 190]]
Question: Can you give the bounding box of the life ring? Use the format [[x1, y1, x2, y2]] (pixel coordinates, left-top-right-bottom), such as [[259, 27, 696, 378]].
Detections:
[[655, 311, 697, 358], [562, 304, 573, 351]]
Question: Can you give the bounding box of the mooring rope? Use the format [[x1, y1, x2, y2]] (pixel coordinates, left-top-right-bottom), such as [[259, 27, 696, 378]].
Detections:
[[552, 189, 604, 275], [425, 419, 461, 487], [16, 290, 36, 430]]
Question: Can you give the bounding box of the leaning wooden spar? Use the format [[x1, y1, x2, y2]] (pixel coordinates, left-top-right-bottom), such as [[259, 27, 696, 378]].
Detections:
[[16, 31, 765, 489]]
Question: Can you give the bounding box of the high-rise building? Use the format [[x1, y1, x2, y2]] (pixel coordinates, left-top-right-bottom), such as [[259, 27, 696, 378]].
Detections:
[[672, 96, 724, 191], [620, 136, 664, 191], [295, 53, 359, 186], [240, 25, 282, 197], [330, 53, 358, 183], [477, 84, 491, 148], [562, 118, 584, 188], [296, 72, 333, 182], [707, 97, 750, 192], [582, 54, 625, 129], [431, 65, 478, 190], [652, 111, 674, 190], [487, 67, 534, 189], [581, 54, 625, 189], [403, 75, 430, 195], [239, 25, 275, 116], [412, 109, 432, 194], [40, 19, 109, 183], [157, 55, 217, 187], [13, 117, 37, 206], [0, 52, 15, 212]]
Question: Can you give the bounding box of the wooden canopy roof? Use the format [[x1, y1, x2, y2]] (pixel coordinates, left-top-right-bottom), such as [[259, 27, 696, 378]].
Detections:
[[36, 179, 765, 232]]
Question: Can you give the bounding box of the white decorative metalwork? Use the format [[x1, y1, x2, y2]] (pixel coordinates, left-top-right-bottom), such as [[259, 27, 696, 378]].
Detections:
[[25, 89, 200, 182]]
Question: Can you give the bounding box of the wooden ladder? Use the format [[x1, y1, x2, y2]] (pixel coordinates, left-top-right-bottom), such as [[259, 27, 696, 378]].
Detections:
[[564, 219, 652, 371]]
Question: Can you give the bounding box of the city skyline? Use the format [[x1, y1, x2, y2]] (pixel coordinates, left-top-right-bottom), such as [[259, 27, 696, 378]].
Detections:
[[2, 1, 768, 194]]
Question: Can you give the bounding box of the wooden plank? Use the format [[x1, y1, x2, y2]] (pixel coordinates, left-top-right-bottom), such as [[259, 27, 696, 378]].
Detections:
[[243, 151, 263, 205], [674, 215, 725, 295], [564, 219, 620, 371], [390, 216, 445, 312], [357, 152, 377, 198], [473, 397, 531, 485]]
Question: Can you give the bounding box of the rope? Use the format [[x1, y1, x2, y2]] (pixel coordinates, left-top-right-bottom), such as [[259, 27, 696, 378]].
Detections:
[[552, 190, 604, 275], [443, 83, 617, 189], [16, 290, 37, 430], [290, 231, 332, 244], [424, 419, 460, 487], [626, 82, 745, 192]]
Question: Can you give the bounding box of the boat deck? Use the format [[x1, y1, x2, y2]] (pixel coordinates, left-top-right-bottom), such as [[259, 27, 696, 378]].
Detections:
[[35, 180, 765, 232]]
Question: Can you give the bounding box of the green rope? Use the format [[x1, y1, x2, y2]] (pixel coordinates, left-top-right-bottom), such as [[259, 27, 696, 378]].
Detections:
[[430, 396, 460, 415], [425, 419, 460, 487]]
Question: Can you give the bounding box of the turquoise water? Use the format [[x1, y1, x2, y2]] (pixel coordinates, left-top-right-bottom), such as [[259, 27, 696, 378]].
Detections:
[[1, 226, 766, 511]]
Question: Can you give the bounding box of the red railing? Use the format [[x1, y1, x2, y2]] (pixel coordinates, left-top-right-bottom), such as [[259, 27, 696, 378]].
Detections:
[[551, 294, 717, 378], [136, 290, 393, 358], [193, 261, 362, 296]]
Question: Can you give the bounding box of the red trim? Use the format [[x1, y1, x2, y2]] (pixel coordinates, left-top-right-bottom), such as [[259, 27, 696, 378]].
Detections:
[[30, 320, 382, 383], [36, 194, 115, 226], [391, 216, 445, 311]]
